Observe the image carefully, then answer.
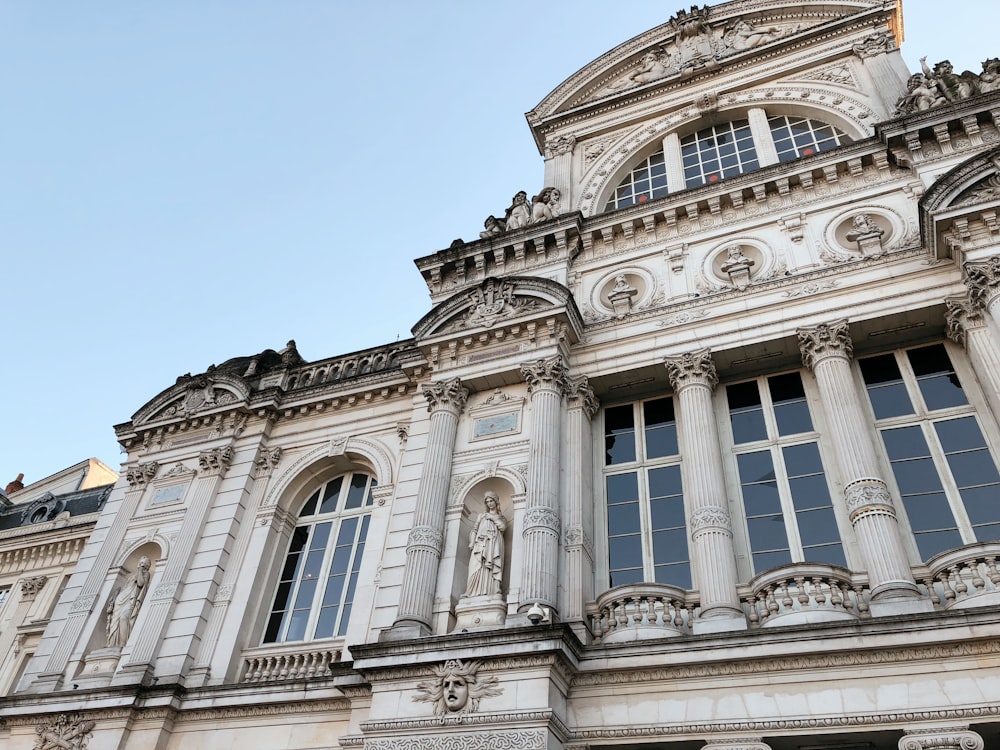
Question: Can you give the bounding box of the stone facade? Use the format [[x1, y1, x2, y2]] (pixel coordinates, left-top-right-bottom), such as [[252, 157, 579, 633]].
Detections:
[[3, 1, 1000, 748]]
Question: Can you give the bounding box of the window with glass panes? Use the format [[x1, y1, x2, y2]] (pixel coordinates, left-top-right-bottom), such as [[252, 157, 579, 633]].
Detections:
[[767, 115, 845, 162], [605, 149, 669, 210], [0, 586, 9, 612], [859, 343, 1000, 561], [264, 472, 374, 643], [727, 372, 846, 573], [681, 119, 759, 188], [603, 397, 690, 589]]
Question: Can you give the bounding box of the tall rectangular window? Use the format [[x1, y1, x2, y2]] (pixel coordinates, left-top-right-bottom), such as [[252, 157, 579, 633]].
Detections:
[[727, 372, 846, 573], [860, 343, 1000, 560], [603, 397, 690, 589]]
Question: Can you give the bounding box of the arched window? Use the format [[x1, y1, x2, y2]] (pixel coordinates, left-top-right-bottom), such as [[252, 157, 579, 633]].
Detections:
[[768, 114, 845, 162], [681, 119, 759, 188], [605, 149, 669, 210], [263, 471, 374, 643]]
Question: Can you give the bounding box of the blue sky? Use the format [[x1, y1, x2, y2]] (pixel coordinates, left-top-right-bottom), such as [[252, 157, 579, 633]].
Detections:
[[1, 2, 992, 487]]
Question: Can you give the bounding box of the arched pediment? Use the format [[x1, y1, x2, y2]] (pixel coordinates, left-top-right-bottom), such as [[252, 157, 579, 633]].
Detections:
[[411, 276, 583, 341], [920, 146, 1000, 258], [132, 372, 251, 427], [530, 1, 882, 121]]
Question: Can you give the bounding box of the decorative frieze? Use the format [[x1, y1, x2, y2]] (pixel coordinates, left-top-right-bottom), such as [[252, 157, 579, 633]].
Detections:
[[423, 378, 469, 414], [844, 479, 896, 522], [33, 714, 96, 750], [523, 506, 561, 535], [406, 526, 444, 556], [364, 731, 546, 750], [689, 506, 733, 532], [797, 319, 853, 369], [664, 349, 718, 390], [899, 725, 984, 750], [126, 462, 159, 488]]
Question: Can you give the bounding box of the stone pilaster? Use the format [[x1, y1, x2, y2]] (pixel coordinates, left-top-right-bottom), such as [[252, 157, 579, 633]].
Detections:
[[899, 725, 984, 750], [797, 321, 922, 606], [946, 295, 1000, 423], [664, 350, 745, 630], [391, 378, 468, 637], [519, 357, 570, 613], [561, 375, 599, 629]]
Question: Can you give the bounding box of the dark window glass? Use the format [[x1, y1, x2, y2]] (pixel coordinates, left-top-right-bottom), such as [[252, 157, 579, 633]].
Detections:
[[605, 405, 636, 465], [769, 373, 813, 436], [729, 381, 767, 443], [644, 398, 678, 458], [768, 115, 846, 162], [909, 345, 967, 410], [860, 354, 914, 418]]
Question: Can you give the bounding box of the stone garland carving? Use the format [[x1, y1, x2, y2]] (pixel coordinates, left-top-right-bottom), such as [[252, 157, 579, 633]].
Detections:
[[899, 725, 984, 750], [689, 506, 733, 533], [126, 462, 159, 488], [964, 256, 1000, 310], [894, 56, 1000, 116], [34, 714, 96, 750], [664, 349, 718, 390], [20, 575, 48, 600], [198, 445, 234, 475], [479, 187, 561, 237], [423, 378, 469, 414], [106, 556, 151, 648], [412, 659, 503, 717], [797, 320, 853, 370], [364, 731, 546, 750], [844, 479, 896, 522], [521, 356, 571, 396], [464, 492, 508, 598], [406, 525, 444, 556]]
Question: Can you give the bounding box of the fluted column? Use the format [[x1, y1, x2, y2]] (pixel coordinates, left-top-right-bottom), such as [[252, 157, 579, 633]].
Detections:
[[946, 295, 1000, 423], [899, 725, 984, 750], [561, 376, 599, 627], [519, 356, 570, 613], [798, 321, 920, 603], [664, 350, 744, 628], [392, 378, 468, 636]]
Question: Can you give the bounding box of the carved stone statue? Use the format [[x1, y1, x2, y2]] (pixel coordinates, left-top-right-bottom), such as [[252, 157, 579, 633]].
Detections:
[[608, 47, 672, 92], [413, 659, 503, 716], [479, 214, 505, 239], [530, 187, 561, 223], [923, 57, 978, 102], [724, 19, 783, 51], [106, 556, 151, 648], [464, 492, 507, 598], [721, 245, 755, 290], [893, 53, 1000, 116], [894, 72, 947, 115], [503, 190, 531, 231], [980, 58, 1000, 93], [845, 213, 884, 241]]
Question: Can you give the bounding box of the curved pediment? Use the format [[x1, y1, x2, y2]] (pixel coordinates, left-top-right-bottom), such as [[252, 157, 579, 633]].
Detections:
[[132, 372, 252, 427], [412, 276, 583, 341], [530, 1, 886, 122], [920, 146, 1000, 258]]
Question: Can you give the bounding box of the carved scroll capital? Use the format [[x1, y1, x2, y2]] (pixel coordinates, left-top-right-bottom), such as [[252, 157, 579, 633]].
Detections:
[[963, 256, 1000, 311], [406, 525, 443, 556], [126, 462, 159, 488], [198, 445, 234, 476], [899, 725, 984, 750], [944, 295, 984, 348], [567, 375, 599, 418], [254, 446, 283, 477], [423, 378, 469, 415], [521, 356, 571, 397], [19, 575, 48, 601], [664, 349, 718, 391], [798, 320, 853, 370], [845, 478, 895, 523]]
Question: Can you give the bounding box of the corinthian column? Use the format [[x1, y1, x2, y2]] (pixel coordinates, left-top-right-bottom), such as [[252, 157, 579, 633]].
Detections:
[[391, 378, 468, 637], [519, 356, 569, 614], [664, 350, 745, 631], [797, 321, 922, 607], [946, 295, 1000, 422], [964, 256, 1000, 336]]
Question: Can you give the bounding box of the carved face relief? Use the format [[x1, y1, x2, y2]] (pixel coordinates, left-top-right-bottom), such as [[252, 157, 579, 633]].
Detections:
[[443, 676, 469, 712]]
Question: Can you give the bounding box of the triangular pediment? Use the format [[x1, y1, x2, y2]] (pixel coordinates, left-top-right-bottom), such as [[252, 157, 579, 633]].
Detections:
[[530, 1, 886, 121]]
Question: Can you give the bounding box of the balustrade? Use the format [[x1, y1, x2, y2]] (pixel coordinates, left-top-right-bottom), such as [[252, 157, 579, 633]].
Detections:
[[919, 542, 1000, 610], [241, 645, 342, 683], [740, 564, 869, 627], [589, 584, 697, 642]]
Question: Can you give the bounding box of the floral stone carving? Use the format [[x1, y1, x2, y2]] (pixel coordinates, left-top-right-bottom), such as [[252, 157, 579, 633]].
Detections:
[[34, 714, 96, 750], [412, 659, 502, 716]]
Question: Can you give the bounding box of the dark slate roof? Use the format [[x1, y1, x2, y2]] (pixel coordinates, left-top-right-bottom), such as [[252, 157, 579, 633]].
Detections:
[[0, 483, 113, 532]]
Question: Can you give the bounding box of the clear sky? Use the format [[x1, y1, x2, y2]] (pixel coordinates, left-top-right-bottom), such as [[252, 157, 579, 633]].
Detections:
[[1, 1, 993, 488]]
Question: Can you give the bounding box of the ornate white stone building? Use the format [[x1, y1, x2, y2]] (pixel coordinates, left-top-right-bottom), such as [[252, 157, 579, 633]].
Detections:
[[3, 1, 1000, 748]]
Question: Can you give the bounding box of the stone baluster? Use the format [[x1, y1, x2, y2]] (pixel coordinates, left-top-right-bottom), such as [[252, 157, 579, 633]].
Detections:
[[798, 321, 923, 609], [899, 725, 984, 750], [664, 350, 745, 631], [391, 378, 468, 637], [561, 375, 599, 630], [945, 295, 1000, 423], [519, 356, 570, 614]]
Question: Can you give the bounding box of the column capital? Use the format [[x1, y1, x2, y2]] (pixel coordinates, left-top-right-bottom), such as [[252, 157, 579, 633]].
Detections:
[[253, 446, 283, 478], [521, 356, 571, 396], [198, 445, 234, 476], [798, 319, 853, 369], [899, 725, 983, 750], [126, 461, 159, 488], [944, 295, 984, 348], [422, 377, 469, 414], [844, 478, 896, 523], [702, 739, 771, 750], [19, 575, 48, 601], [664, 349, 718, 391], [567, 375, 599, 418], [963, 255, 1000, 311]]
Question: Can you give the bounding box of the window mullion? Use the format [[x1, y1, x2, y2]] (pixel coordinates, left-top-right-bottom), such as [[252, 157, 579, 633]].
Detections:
[[747, 107, 779, 167]]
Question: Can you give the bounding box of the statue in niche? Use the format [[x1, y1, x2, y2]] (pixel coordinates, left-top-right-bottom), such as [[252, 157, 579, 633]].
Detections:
[[503, 190, 531, 231], [721, 245, 755, 290], [106, 556, 151, 648], [464, 491, 507, 598], [479, 214, 505, 239], [530, 187, 561, 223], [845, 213, 884, 242], [413, 659, 502, 716]]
